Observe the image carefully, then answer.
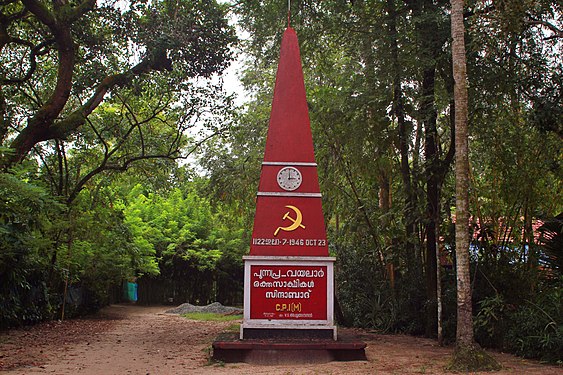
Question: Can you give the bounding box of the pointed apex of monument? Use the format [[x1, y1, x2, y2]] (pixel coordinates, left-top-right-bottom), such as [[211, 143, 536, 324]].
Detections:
[[282, 27, 298, 43], [285, 25, 295, 34], [263, 26, 315, 163], [242, 23, 336, 341], [250, 26, 327, 257]]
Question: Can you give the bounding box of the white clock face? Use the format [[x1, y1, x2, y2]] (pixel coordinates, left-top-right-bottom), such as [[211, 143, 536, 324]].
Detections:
[[277, 166, 302, 191]]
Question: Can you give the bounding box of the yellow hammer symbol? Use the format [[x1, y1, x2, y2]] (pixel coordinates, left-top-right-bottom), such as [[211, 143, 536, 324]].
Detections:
[[274, 205, 305, 236]]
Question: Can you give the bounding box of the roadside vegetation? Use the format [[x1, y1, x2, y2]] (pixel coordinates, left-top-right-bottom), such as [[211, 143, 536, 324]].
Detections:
[[1, 0, 561, 367]]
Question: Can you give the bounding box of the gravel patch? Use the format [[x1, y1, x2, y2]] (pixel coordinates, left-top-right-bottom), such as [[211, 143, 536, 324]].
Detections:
[[166, 302, 243, 315]]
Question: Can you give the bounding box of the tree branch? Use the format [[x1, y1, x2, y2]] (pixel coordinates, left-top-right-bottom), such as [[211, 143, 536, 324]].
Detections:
[[0, 0, 20, 5], [4, 0, 76, 167], [1, 39, 54, 84], [21, 0, 57, 30], [4, 47, 174, 169], [322, 125, 387, 270], [49, 52, 171, 140], [67, 0, 96, 23], [525, 16, 563, 39], [65, 93, 178, 203], [66, 153, 179, 204], [86, 117, 109, 157]]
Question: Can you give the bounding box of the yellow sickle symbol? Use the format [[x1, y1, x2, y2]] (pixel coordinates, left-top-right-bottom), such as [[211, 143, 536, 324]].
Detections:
[[274, 205, 305, 236]]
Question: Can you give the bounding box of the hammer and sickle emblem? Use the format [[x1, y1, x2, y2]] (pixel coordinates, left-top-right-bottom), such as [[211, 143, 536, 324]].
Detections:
[[274, 205, 305, 236]]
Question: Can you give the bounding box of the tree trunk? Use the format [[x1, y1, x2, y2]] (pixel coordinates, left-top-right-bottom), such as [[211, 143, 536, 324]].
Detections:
[[452, 0, 473, 346], [435, 216, 443, 346], [0, 88, 7, 143], [410, 0, 442, 336], [449, 1, 500, 370], [422, 66, 439, 338], [451, 0, 475, 349], [386, 0, 418, 278]]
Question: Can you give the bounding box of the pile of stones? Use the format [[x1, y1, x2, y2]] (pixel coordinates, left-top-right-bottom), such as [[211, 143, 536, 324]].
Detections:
[[166, 302, 242, 315]]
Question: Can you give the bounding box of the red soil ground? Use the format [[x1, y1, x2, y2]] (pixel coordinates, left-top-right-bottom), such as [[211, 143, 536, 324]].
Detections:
[[0, 304, 561, 374]]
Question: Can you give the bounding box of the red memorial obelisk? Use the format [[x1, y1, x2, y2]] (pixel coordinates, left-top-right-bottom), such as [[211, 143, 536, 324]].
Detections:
[[241, 26, 336, 340]]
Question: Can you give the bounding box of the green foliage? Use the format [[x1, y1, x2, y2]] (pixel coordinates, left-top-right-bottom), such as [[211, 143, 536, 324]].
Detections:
[[124, 183, 246, 305], [0, 173, 63, 328], [0, 0, 561, 368], [65, 188, 159, 309], [474, 295, 508, 348], [210, 0, 562, 364], [0, 171, 167, 327], [473, 272, 563, 363], [1, 0, 240, 323], [0, 0, 241, 322], [1, 0, 237, 167], [505, 283, 563, 363], [334, 234, 429, 334]]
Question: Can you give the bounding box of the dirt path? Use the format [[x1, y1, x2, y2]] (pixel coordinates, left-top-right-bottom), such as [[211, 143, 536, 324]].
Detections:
[[1, 304, 561, 374]]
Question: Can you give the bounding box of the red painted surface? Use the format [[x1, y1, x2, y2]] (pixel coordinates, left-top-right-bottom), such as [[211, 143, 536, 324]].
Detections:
[[263, 28, 315, 163], [251, 198, 327, 256], [249, 265, 327, 320], [249, 27, 328, 258], [246, 27, 331, 327]]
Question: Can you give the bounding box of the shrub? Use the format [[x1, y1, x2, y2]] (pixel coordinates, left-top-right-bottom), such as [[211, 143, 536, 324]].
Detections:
[[504, 282, 563, 363], [474, 294, 509, 348]]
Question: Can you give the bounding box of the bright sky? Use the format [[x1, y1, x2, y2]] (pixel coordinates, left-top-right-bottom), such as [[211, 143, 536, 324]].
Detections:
[[222, 53, 248, 106], [183, 13, 251, 170], [221, 8, 251, 106]]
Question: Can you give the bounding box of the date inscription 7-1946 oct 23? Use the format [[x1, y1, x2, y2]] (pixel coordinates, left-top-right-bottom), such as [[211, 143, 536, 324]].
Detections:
[[252, 238, 327, 246]]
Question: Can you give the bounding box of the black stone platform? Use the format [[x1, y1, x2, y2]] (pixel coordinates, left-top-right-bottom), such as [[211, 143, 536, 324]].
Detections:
[[243, 327, 335, 340], [212, 332, 367, 365]]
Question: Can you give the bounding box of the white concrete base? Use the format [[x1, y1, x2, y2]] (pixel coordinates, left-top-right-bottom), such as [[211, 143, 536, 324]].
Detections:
[[241, 256, 337, 340]]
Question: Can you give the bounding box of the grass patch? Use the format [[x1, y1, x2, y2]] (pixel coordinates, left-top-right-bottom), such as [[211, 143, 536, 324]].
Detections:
[[225, 323, 241, 332], [181, 312, 242, 322]]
